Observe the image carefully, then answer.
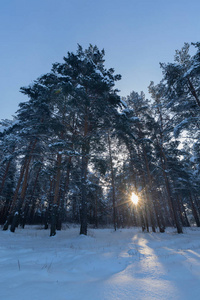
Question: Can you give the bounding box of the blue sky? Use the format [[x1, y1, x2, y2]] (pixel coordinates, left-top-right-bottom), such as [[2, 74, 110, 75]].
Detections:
[[1, 0, 200, 120]]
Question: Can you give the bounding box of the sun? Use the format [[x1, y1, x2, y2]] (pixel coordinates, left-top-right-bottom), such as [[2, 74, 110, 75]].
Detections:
[[131, 192, 139, 205]]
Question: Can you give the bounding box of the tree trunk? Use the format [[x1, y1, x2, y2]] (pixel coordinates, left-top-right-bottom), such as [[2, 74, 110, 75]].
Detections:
[[10, 143, 35, 233], [160, 148, 183, 233], [176, 195, 190, 227], [137, 206, 146, 232], [144, 203, 149, 232], [4, 140, 37, 232], [50, 152, 62, 236], [153, 195, 165, 233], [25, 164, 42, 225], [153, 100, 182, 233], [50, 204, 57, 236], [108, 131, 117, 231], [80, 153, 88, 235], [141, 153, 157, 233], [189, 193, 200, 227], [181, 201, 190, 227], [163, 172, 183, 233], [56, 156, 72, 231], [80, 110, 90, 235], [0, 161, 11, 195]]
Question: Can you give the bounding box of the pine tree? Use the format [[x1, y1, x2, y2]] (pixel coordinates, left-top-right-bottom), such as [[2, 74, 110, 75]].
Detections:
[[51, 44, 121, 235]]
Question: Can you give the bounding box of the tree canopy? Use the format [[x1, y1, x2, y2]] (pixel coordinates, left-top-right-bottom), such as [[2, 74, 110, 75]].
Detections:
[[1, 42, 200, 235]]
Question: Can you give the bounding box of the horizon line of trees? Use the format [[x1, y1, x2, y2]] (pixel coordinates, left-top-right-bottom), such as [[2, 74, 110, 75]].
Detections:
[[0, 42, 200, 236]]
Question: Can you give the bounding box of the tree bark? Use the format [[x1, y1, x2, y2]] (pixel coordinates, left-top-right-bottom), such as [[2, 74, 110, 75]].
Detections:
[[80, 153, 88, 235], [108, 131, 117, 231], [3, 140, 37, 231], [50, 152, 62, 236], [80, 110, 90, 235], [189, 193, 200, 227], [163, 170, 183, 233], [159, 147, 183, 233], [10, 140, 37, 233]]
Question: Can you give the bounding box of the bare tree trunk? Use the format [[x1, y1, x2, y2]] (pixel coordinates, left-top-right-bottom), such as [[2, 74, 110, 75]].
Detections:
[[137, 205, 146, 232], [153, 195, 165, 233], [50, 152, 62, 236], [189, 193, 200, 227], [80, 152, 88, 235], [153, 96, 182, 233], [176, 195, 189, 227], [25, 164, 42, 225], [142, 152, 157, 232], [56, 156, 72, 230], [108, 131, 117, 231], [10, 140, 37, 233], [43, 177, 54, 230], [163, 170, 183, 233], [3, 140, 37, 231], [159, 148, 183, 233], [181, 201, 190, 227], [144, 202, 149, 232], [80, 110, 90, 235]]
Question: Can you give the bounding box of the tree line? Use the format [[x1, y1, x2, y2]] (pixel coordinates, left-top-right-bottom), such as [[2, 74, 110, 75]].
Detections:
[[0, 42, 200, 235]]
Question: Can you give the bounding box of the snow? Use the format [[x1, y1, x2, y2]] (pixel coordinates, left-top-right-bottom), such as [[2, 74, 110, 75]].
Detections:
[[1, 226, 200, 300], [120, 99, 128, 108], [0, 118, 18, 133], [174, 118, 189, 138]]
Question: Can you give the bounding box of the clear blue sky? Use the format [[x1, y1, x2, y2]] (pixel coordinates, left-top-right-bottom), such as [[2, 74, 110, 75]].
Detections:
[[1, 0, 200, 120]]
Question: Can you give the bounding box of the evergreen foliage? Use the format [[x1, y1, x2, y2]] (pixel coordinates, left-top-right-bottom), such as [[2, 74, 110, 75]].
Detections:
[[1, 42, 200, 235]]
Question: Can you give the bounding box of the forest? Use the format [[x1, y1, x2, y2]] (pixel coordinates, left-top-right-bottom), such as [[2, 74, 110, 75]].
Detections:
[[1, 42, 200, 236]]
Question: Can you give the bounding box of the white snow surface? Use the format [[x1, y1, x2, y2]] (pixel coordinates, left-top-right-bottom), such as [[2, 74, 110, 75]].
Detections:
[[1, 226, 200, 300]]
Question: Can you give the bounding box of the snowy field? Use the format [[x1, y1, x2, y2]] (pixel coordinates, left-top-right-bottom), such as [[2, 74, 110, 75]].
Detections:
[[0, 226, 200, 300]]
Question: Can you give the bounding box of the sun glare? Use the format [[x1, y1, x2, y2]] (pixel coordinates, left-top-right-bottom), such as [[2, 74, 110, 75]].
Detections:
[[131, 192, 139, 205]]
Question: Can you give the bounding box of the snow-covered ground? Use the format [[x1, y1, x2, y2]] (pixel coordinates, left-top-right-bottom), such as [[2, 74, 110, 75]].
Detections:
[[0, 226, 200, 300]]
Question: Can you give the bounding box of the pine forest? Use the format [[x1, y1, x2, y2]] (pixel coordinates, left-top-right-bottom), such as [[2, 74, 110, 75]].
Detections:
[[1, 42, 200, 237]]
